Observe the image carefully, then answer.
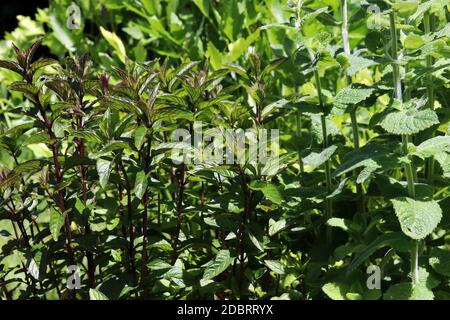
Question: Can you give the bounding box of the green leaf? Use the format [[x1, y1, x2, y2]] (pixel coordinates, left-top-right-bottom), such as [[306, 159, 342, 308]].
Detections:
[[391, 197, 442, 240], [264, 260, 285, 275], [0, 60, 23, 75], [303, 145, 338, 172], [29, 58, 58, 75], [403, 34, 426, 50], [268, 219, 287, 237], [380, 109, 439, 135], [384, 283, 433, 300], [333, 86, 374, 114], [414, 136, 450, 158], [203, 250, 233, 280], [248, 232, 265, 252], [100, 27, 127, 64], [347, 232, 410, 274], [21, 132, 53, 146], [249, 181, 283, 205], [134, 125, 147, 150], [260, 184, 283, 205], [333, 144, 397, 178], [96, 159, 112, 189], [134, 171, 148, 200], [89, 288, 109, 300], [8, 81, 37, 98], [429, 248, 450, 277], [261, 99, 290, 119], [14, 160, 44, 174], [49, 208, 65, 242], [97, 141, 129, 156], [327, 218, 359, 235], [345, 55, 377, 76], [322, 282, 347, 300]]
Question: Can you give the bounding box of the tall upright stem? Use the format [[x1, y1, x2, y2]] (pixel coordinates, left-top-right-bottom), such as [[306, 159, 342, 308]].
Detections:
[[296, 110, 304, 174], [390, 10, 419, 285], [341, 0, 366, 225], [424, 11, 436, 182], [340, 0, 350, 56], [309, 50, 333, 245]]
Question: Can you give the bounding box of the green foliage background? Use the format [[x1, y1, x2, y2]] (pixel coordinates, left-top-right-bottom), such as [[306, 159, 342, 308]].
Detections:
[[0, 0, 449, 300]]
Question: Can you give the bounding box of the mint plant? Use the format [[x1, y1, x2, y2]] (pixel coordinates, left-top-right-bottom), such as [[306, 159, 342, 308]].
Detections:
[[0, 0, 449, 300]]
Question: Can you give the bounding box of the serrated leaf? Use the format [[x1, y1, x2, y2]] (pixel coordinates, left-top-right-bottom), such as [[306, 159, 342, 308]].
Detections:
[[14, 160, 44, 174], [248, 232, 265, 252], [347, 232, 410, 274], [380, 109, 439, 135], [333, 144, 397, 178], [89, 288, 109, 300], [134, 125, 147, 150], [8, 81, 37, 98], [322, 282, 346, 300], [268, 219, 287, 237], [384, 283, 433, 300], [29, 58, 58, 75], [96, 159, 112, 189], [49, 208, 65, 242], [429, 248, 450, 277], [97, 140, 129, 155], [403, 34, 426, 50], [134, 170, 148, 200], [21, 132, 52, 146], [0, 60, 23, 75], [264, 260, 285, 275], [249, 181, 283, 205], [303, 145, 337, 172], [391, 197, 442, 240], [333, 86, 374, 114], [346, 55, 377, 76], [414, 136, 450, 158], [202, 250, 233, 280]]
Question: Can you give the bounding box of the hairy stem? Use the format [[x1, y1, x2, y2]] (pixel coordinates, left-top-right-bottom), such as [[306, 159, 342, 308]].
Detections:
[[424, 11, 436, 182], [296, 111, 304, 174], [309, 49, 333, 245], [390, 10, 419, 286], [341, 0, 366, 225]]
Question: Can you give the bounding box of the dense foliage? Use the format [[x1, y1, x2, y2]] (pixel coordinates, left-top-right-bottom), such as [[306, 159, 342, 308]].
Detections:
[[0, 0, 449, 300]]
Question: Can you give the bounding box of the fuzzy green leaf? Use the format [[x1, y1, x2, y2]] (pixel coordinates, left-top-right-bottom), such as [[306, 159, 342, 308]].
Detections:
[[333, 86, 374, 113], [429, 248, 450, 277], [384, 283, 433, 300], [414, 136, 450, 158], [380, 109, 439, 135], [391, 197, 442, 240], [303, 145, 337, 172]]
